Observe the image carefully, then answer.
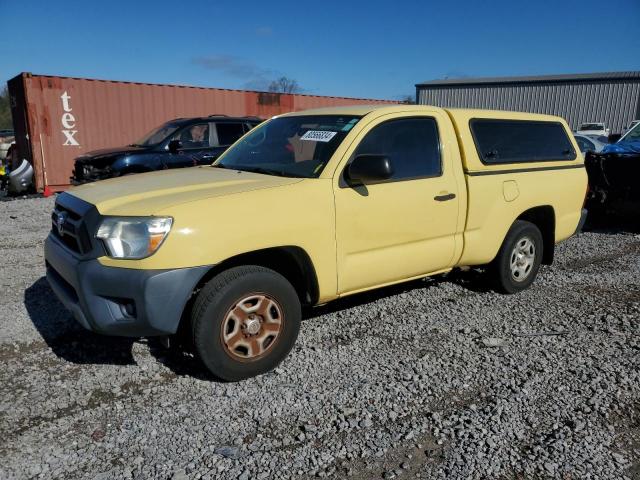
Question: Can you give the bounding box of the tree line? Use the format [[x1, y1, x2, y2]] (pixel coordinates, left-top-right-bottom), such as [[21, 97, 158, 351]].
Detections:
[[0, 87, 12, 130]]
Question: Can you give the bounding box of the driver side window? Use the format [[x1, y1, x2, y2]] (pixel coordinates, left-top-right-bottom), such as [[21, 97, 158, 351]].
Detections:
[[170, 123, 211, 149], [354, 118, 442, 181]]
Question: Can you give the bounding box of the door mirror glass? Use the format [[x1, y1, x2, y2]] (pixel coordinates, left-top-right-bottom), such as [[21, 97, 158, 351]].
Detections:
[[346, 154, 393, 184], [168, 139, 182, 153]]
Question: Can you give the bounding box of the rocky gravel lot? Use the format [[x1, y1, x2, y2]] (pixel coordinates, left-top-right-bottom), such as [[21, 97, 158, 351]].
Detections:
[[1, 196, 639, 480]]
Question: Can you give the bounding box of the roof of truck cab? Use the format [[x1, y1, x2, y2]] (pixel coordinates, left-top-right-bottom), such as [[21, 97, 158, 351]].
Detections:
[[444, 108, 569, 124], [280, 105, 568, 123]]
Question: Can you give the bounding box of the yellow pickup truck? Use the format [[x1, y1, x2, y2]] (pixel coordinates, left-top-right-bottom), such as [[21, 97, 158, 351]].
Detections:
[[45, 105, 588, 380]]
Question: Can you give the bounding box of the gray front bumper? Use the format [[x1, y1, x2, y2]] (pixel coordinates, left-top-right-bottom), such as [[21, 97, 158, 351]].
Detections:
[[44, 234, 209, 337]]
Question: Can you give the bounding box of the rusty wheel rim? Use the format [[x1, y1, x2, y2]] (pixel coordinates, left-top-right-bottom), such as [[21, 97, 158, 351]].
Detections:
[[220, 293, 284, 361]]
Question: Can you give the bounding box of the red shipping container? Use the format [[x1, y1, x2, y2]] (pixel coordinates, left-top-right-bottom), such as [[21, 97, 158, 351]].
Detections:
[[7, 73, 397, 192]]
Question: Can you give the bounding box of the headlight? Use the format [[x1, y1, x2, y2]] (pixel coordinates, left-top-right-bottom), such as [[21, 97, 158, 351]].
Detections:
[[96, 216, 173, 259]]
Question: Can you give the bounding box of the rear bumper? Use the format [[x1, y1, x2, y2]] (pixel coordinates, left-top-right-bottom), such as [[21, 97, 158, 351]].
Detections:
[[45, 234, 209, 337]]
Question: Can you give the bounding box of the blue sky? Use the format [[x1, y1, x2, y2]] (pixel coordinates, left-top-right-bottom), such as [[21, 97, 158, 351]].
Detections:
[[2, 0, 639, 100]]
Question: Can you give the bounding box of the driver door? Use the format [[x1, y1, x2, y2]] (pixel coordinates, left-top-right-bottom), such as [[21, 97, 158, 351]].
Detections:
[[334, 112, 461, 294], [165, 122, 216, 168]]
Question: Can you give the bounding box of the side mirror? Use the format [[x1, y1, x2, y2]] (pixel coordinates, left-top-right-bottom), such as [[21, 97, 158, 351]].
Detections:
[[168, 139, 182, 153], [607, 133, 621, 144], [346, 154, 393, 185]]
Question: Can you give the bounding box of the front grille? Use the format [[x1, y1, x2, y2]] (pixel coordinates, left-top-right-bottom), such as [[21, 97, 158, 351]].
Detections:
[[52, 206, 86, 253], [71, 161, 112, 185], [50, 193, 104, 259], [51, 201, 96, 255]]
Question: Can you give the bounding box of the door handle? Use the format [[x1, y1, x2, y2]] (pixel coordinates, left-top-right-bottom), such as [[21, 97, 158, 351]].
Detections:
[[434, 193, 456, 202]]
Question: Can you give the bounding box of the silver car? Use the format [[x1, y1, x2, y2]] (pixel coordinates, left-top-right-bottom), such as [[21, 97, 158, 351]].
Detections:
[[574, 134, 607, 154]]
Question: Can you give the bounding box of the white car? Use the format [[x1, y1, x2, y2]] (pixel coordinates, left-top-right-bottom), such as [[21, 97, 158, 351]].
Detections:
[[576, 122, 610, 137]]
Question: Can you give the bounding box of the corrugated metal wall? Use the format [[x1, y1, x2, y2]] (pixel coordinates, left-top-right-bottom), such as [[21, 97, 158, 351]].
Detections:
[[417, 79, 640, 133], [8, 73, 396, 192]]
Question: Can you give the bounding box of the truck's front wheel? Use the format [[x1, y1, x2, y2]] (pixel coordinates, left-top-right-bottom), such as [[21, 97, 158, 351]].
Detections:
[[490, 220, 543, 294], [191, 266, 301, 381]]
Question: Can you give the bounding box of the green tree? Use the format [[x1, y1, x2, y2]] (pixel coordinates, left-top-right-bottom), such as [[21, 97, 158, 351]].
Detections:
[[0, 87, 13, 130]]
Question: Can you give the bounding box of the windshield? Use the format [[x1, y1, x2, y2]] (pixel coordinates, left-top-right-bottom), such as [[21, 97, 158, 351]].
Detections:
[[579, 123, 603, 131], [216, 115, 361, 178], [133, 122, 182, 147]]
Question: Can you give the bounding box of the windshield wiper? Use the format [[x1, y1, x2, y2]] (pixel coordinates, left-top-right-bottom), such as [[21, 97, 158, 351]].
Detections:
[[219, 165, 306, 178], [248, 167, 306, 178]]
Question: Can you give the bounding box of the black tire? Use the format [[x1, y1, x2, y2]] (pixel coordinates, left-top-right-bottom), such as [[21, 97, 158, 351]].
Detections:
[[191, 265, 301, 381], [489, 220, 543, 294]]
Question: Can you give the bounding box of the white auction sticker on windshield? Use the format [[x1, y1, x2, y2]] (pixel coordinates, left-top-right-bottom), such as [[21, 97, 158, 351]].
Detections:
[[300, 130, 337, 142]]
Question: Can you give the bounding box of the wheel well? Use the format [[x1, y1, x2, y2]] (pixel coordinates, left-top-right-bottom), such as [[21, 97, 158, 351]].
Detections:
[[192, 247, 319, 306], [517, 206, 555, 265], [174, 247, 319, 342]]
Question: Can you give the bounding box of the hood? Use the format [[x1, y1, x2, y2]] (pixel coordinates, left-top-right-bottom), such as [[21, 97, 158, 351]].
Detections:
[[68, 166, 302, 215], [603, 140, 640, 154], [76, 145, 149, 162]]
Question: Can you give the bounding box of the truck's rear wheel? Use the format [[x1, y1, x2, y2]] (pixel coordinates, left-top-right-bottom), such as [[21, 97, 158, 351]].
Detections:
[[490, 220, 543, 294], [191, 265, 301, 381]]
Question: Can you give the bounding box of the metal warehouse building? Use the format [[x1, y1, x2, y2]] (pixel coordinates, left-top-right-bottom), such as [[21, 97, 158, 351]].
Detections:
[[416, 71, 640, 134]]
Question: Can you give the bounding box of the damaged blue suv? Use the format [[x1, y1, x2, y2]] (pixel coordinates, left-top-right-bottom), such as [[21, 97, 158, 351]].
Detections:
[[71, 115, 261, 184]]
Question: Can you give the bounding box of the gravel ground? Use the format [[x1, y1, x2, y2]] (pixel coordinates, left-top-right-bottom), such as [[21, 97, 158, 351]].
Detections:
[[1, 196, 639, 480]]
